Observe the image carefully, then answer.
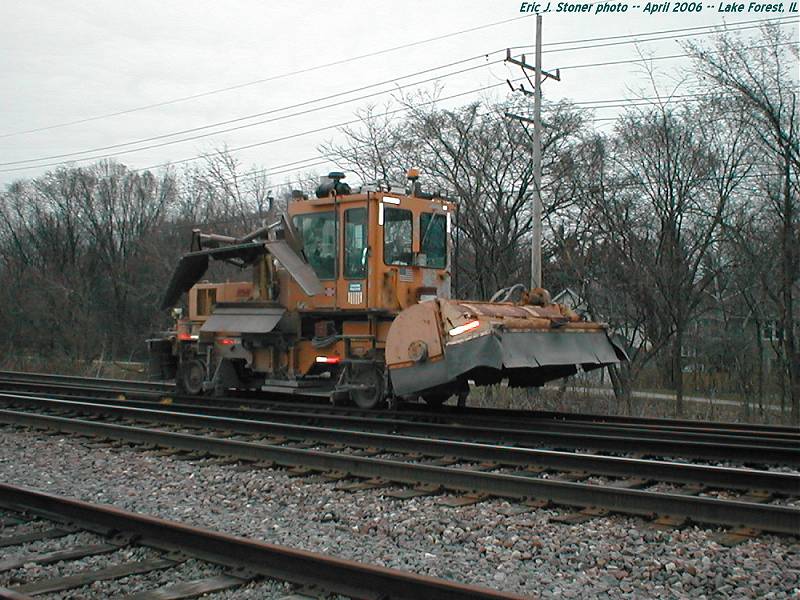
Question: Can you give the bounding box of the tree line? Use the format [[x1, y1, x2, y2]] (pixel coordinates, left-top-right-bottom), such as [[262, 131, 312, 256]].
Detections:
[[0, 26, 796, 422]]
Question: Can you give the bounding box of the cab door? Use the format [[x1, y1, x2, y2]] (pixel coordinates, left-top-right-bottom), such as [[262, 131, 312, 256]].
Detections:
[[341, 205, 368, 308]]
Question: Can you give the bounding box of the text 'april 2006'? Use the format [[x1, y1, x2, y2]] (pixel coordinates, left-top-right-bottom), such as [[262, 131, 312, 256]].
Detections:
[[519, 0, 798, 14]]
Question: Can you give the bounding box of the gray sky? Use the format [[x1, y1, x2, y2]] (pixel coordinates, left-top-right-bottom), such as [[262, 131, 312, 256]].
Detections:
[[0, 1, 797, 186]]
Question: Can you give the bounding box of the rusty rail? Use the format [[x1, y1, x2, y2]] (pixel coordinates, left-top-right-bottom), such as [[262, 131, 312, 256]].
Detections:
[[0, 483, 520, 600]]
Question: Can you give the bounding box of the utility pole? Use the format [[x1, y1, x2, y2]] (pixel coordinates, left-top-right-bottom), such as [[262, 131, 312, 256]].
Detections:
[[505, 14, 559, 290], [531, 15, 543, 290]]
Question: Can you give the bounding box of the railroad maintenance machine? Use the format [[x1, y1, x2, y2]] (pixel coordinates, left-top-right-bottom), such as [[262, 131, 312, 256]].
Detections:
[[149, 170, 626, 408]]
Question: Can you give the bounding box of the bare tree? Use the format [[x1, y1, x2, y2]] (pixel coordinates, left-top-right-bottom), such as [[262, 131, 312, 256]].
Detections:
[[580, 97, 750, 415], [686, 24, 800, 423], [0, 161, 175, 361], [323, 96, 590, 299]]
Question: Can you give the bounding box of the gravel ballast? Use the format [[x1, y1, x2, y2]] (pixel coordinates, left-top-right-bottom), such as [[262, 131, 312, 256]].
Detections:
[[0, 426, 798, 599]]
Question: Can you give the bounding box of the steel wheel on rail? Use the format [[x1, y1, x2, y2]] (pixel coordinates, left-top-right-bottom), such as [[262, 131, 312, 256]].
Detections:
[[349, 363, 384, 410], [176, 358, 206, 396]]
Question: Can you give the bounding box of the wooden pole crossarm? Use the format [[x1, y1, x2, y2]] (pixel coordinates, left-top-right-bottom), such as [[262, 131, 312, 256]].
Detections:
[[505, 49, 561, 82]]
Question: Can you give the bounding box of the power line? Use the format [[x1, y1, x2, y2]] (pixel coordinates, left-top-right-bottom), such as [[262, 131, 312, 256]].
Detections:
[[511, 17, 797, 52], [6, 17, 795, 173], [574, 85, 799, 111], [557, 41, 797, 72], [4, 16, 794, 163], [0, 80, 512, 174], [0, 14, 536, 139], [11, 33, 793, 171], [4, 19, 796, 177], [139, 82, 516, 172], [200, 86, 792, 189], [0, 54, 505, 168], [4, 72, 789, 177]]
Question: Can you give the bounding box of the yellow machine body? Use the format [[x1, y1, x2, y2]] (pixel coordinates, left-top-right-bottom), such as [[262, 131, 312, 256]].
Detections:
[[150, 174, 625, 408]]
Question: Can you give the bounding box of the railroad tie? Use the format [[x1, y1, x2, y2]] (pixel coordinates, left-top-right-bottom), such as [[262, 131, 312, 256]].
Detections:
[[0, 526, 75, 547], [12, 557, 178, 596], [0, 542, 121, 574], [335, 477, 390, 492], [0, 586, 33, 600], [439, 492, 493, 507], [385, 483, 443, 499], [648, 514, 689, 531], [713, 527, 763, 546], [123, 571, 256, 600], [550, 506, 610, 524]]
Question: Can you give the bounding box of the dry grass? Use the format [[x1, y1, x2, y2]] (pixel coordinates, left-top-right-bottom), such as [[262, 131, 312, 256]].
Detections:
[[466, 375, 796, 426], [0, 356, 147, 381]]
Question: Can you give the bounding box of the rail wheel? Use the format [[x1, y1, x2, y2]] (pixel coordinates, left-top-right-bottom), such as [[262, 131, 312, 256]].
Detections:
[[176, 358, 206, 396], [349, 363, 384, 410]]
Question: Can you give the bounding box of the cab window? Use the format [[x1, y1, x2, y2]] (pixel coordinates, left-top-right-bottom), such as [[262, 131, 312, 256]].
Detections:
[[293, 211, 337, 279], [383, 208, 412, 266], [196, 288, 217, 316], [419, 212, 447, 268], [344, 207, 367, 278]]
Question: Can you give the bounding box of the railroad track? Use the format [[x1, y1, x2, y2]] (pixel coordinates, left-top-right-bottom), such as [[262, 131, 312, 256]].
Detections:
[[1, 370, 797, 462], [0, 483, 515, 599], [1, 391, 798, 468], [0, 370, 172, 395], [3, 369, 796, 436], [2, 368, 796, 440], [0, 391, 798, 537]]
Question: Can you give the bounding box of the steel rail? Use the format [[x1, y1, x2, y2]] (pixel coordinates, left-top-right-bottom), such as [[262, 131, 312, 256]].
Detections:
[[2, 393, 797, 494], [171, 391, 800, 439], [0, 370, 168, 390], [143, 397, 800, 446], [222, 391, 800, 436], [1, 369, 795, 436], [0, 483, 519, 600], [1, 408, 798, 534], [2, 391, 797, 466], [152, 396, 800, 445], [2, 370, 796, 447], [0, 374, 170, 396], [6, 387, 797, 448]]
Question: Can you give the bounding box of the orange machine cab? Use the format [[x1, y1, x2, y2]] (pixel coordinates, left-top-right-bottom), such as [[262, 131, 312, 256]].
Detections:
[[281, 188, 453, 313]]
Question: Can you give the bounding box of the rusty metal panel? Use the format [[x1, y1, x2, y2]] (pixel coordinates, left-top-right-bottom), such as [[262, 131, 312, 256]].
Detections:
[[451, 301, 566, 321], [265, 239, 324, 297], [385, 301, 444, 366]]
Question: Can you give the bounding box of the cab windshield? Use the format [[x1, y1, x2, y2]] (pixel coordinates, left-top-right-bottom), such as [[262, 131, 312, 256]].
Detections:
[[293, 211, 337, 279], [420, 212, 447, 268], [383, 207, 413, 266]]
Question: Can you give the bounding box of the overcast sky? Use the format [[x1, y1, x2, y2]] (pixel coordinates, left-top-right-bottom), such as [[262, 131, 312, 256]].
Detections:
[[0, 1, 797, 187]]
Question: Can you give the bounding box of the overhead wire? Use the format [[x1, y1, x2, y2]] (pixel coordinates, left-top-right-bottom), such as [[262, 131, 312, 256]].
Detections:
[[0, 13, 537, 139], [511, 14, 797, 52], [10, 13, 788, 144], [3, 15, 795, 170], [0, 54, 505, 168], [2, 17, 796, 178], [202, 83, 797, 189]]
